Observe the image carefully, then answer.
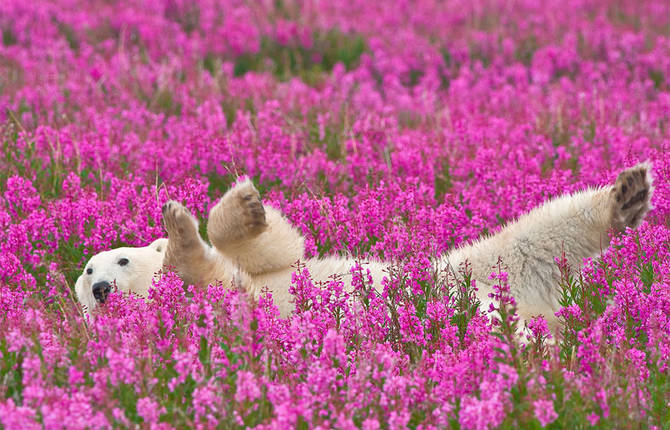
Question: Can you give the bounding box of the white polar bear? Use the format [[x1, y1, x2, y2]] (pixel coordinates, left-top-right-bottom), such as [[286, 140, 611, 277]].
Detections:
[[75, 163, 653, 335], [75, 239, 168, 310]]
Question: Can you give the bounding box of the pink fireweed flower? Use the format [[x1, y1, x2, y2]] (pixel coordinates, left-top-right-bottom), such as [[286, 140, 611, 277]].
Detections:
[[235, 370, 261, 403], [362, 417, 380, 430], [527, 316, 553, 342], [459, 384, 506, 430], [487, 269, 519, 331], [136, 397, 165, 425], [397, 303, 427, 346], [533, 399, 558, 426]]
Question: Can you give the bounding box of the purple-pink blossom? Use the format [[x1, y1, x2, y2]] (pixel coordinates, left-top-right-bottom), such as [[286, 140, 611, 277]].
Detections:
[[533, 399, 558, 427]]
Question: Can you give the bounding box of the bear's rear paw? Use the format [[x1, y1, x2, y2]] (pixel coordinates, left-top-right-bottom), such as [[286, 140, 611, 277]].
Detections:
[[208, 179, 268, 247], [610, 162, 654, 231], [162, 200, 200, 249]]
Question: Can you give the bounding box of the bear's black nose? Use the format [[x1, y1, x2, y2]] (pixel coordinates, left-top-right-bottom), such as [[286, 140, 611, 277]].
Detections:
[[92, 281, 112, 304]]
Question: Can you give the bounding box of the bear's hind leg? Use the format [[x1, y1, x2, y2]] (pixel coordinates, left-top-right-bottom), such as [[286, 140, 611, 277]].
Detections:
[[207, 179, 305, 275], [610, 163, 653, 232]]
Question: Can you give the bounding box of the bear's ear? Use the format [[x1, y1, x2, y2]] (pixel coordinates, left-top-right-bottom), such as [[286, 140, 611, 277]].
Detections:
[[148, 238, 168, 254]]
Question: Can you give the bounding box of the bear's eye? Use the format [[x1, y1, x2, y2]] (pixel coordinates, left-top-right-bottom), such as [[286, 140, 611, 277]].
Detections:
[[118, 258, 129, 266], [86, 268, 93, 275]]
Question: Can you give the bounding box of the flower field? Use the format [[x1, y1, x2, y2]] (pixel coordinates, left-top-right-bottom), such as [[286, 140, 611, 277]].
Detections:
[[1, 0, 669, 428]]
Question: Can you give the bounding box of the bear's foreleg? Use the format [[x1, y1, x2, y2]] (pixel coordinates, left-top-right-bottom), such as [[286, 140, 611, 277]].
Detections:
[[162, 201, 246, 289], [207, 179, 305, 275]]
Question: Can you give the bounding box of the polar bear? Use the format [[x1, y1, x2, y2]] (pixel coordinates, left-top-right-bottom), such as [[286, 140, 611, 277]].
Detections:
[[74, 239, 168, 308], [75, 163, 653, 335]]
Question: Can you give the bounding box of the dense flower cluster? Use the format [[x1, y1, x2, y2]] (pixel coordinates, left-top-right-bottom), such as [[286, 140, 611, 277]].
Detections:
[[1, 0, 669, 428]]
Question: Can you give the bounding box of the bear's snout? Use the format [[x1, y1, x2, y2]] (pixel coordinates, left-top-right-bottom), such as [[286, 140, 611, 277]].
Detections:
[[92, 281, 112, 304]]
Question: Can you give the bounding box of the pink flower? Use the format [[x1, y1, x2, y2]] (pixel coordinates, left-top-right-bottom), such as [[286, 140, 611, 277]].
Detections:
[[137, 397, 165, 425], [362, 417, 380, 430], [235, 371, 261, 403], [533, 399, 558, 426], [527, 316, 553, 341], [459, 389, 506, 430]]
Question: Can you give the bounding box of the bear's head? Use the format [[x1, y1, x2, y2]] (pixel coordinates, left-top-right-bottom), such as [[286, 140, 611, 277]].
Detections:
[[75, 238, 168, 314]]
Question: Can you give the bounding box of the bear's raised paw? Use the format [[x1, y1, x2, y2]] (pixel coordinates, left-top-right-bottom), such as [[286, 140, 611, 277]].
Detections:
[[236, 184, 267, 236], [161, 200, 200, 249], [208, 179, 268, 248], [610, 162, 653, 232]]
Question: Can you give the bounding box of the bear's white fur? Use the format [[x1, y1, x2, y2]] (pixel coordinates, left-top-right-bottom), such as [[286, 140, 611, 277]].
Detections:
[[74, 238, 167, 312], [75, 163, 654, 335]]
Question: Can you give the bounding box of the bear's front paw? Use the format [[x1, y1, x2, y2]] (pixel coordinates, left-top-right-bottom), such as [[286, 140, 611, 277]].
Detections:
[[237, 185, 268, 237], [208, 179, 268, 246], [162, 200, 200, 248], [610, 163, 653, 231]]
